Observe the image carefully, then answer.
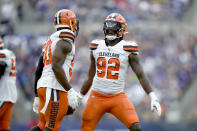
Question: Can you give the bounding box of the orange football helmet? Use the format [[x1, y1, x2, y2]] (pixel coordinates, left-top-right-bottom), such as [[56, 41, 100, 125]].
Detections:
[[54, 9, 79, 36], [0, 36, 4, 48], [103, 13, 127, 40]]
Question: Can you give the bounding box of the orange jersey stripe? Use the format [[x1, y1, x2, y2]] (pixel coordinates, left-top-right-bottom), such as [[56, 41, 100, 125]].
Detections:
[[0, 54, 6, 58], [9, 72, 16, 77], [123, 47, 138, 50], [89, 43, 98, 50], [89, 45, 98, 48], [59, 33, 75, 40]]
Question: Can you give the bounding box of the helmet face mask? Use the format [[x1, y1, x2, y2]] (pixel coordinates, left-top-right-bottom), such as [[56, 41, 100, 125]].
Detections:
[[104, 20, 121, 32], [103, 13, 127, 41], [103, 20, 121, 41]]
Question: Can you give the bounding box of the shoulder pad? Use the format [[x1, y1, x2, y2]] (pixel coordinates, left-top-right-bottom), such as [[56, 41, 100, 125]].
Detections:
[[123, 41, 139, 54], [89, 40, 100, 50], [59, 30, 75, 42]]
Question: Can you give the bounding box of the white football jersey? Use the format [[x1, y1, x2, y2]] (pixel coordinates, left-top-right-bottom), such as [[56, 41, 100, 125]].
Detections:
[[90, 39, 139, 94], [0, 49, 17, 103], [37, 29, 75, 92]]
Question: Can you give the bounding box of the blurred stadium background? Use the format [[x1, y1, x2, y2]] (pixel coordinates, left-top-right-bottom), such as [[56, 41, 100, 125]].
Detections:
[[0, 0, 197, 130]]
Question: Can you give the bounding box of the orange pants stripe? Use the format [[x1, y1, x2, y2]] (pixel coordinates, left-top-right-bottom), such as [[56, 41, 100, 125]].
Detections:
[[81, 90, 139, 131], [0, 102, 14, 130], [37, 87, 68, 131]]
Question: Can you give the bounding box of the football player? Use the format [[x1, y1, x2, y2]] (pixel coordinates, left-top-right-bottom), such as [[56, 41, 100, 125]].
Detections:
[[0, 36, 17, 131], [30, 9, 82, 131], [80, 13, 162, 131]]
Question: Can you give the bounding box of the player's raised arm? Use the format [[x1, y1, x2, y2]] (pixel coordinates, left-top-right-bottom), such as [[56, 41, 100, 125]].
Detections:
[[129, 54, 162, 116], [80, 52, 96, 96]]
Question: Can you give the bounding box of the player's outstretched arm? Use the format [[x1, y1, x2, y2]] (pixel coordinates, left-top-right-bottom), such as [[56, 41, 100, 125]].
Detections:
[[129, 54, 153, 94], [33, 55, 44, 113], [80, 53, 96, 96], [129, 54, 161, 116]]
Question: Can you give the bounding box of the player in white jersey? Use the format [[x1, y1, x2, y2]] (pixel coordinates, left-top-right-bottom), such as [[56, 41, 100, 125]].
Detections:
[[0, 36, 17, 131], [80, 13, 162, 131], [30, 9, 82, 131]]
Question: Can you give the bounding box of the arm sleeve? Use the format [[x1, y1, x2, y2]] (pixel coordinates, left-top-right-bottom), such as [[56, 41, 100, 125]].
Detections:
[[0, 61, 7, 79], [34, 56, 44, 95], [123, 41, 139, 55]]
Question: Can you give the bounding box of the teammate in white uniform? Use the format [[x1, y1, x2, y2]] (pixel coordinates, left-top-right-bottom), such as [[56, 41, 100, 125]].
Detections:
[[0, 36, 17, 131], [30, 9, 82, 131], [80, 13, 161, 131], [37, 29, 75, 92]]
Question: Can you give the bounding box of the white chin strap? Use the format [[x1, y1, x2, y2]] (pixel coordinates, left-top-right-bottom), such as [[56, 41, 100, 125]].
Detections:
[[105, 35, 118, 41]]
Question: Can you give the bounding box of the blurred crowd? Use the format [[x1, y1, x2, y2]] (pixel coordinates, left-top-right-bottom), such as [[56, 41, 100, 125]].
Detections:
[[0, 0, 197, 128], [0, 0, 194, 36], [29, 0, 193, 22]]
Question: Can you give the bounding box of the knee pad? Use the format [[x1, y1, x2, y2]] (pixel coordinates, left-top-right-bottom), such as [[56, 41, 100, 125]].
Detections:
[[129, 123, 141, 131]]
